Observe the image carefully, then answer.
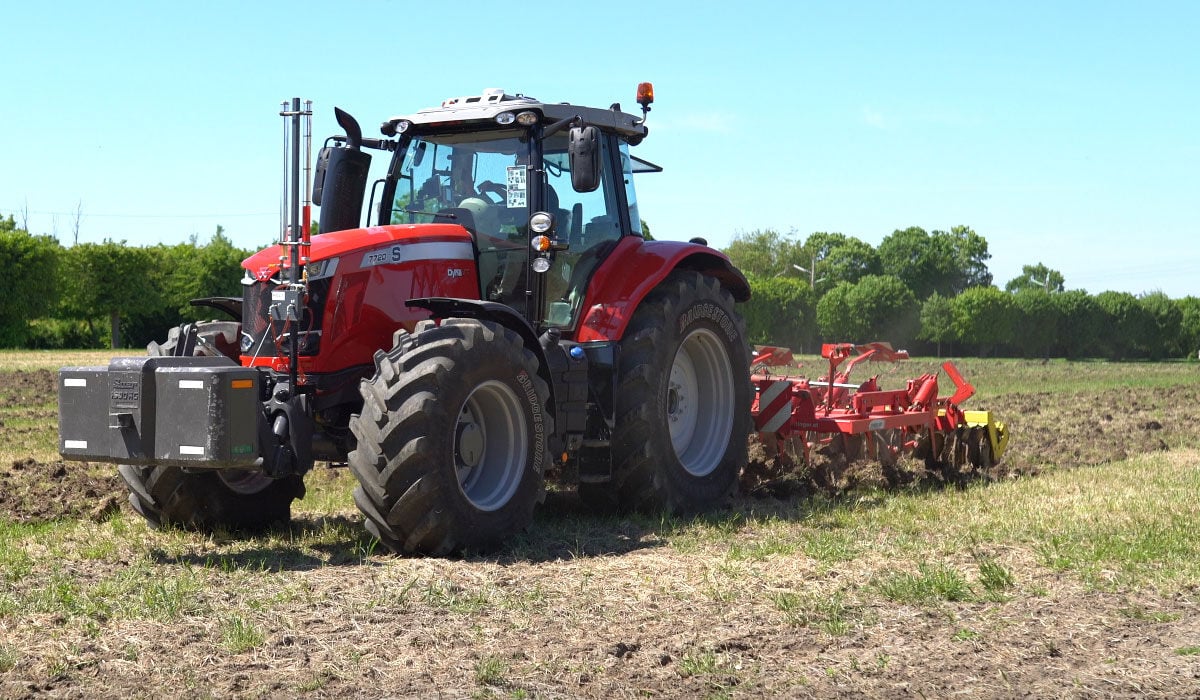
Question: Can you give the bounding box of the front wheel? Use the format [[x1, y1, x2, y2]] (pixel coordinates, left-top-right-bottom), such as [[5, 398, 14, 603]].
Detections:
[[348, 318, 552, 555], [119, 321, 304, 532], [591, 271, 750, 513]]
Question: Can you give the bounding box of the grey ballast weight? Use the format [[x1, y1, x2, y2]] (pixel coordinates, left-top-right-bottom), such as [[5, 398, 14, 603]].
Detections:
[[59, 356, 261, 469]]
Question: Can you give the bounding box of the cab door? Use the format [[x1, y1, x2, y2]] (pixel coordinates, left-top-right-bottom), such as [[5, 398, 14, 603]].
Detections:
[[539, 132, 634, 329]]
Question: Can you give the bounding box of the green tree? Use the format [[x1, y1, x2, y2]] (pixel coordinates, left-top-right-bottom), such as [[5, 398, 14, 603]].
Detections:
[[186, 226, 251, 320], [742, 275, 816, 351], [121, 228, 254, 346], [723, 228, 803, 278], [951, 286, 1014, 356], [640, 220, 653, 240], [879, 225, 993, 300], [1005, 262, 1065, 293], [1051, 290, 1103, 358], [943, 225, 993, 290], [1094, 291, 1154, 360], [1010, 288, 1058, 359], [0, 223, 61, 347], [799, 232, 882, 291], [815, 282, 863, 342], [61, 241, 161, 348], [917, 292, 955, 357], [1177, 296, 1200, 359], [878, 226, 946, 300], [816, 275, 917, 345], [1138, 291, 1183, 360]]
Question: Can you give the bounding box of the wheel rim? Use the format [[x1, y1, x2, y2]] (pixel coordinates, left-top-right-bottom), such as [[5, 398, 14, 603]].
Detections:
[[454, 380, 528, 511], [217, 469, 274, 495], [668, 328, 735, 477]]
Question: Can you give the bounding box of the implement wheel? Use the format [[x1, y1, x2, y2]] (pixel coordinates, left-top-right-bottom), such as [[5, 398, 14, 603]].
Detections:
[[583, 271, 750, 513], [119, 322, 304, 532], [348, 319, 551, 554]]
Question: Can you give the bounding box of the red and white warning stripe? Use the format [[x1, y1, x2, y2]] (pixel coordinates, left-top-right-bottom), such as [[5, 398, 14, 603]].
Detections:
[[755, 380, 794, 434]]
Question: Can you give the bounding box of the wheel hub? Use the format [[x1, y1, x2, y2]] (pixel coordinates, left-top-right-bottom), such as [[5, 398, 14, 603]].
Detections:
[[668, 328, 736, 477], [457, 419, 484, 470], [453, 381, 529, 512]]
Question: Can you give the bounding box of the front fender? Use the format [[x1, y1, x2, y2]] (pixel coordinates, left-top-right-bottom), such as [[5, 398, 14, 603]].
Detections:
[[573, 238, 750, 343]]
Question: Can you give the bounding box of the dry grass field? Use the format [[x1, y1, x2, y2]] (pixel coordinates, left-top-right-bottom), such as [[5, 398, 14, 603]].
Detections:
[[2, 351, 1199, 698]]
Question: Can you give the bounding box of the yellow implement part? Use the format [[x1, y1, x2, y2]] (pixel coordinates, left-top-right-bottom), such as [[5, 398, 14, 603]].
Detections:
[[963, 410, 1009, 461]]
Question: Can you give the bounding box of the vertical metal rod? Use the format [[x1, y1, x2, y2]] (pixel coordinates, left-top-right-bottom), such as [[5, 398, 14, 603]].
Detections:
[[289, 97, 301, 281], [302, 100, 313, 262], [279, 100, 289, 262], [288, 97, 301, 388]]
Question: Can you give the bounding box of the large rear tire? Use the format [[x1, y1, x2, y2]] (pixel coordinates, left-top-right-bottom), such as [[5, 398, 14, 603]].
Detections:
[[118, 321, 305, 532], [348, 318, 551, 555], [584, 271, 750, 513]]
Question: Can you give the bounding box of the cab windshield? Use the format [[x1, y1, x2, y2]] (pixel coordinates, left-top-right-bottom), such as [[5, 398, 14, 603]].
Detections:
[[389, 130, 529, 231], [388, 130, 531, 304]]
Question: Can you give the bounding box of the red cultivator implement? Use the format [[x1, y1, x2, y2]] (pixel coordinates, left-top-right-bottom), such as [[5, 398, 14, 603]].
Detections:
[[749, 342, 1009, 488]]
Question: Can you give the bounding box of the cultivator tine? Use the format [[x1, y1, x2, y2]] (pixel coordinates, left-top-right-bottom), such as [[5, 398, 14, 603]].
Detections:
[[966, 427, 982, 469]]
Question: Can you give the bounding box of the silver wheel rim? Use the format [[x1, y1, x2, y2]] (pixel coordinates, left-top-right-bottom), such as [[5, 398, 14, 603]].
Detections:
[[668, 327, 735, 477], [217, 469, 274, 495], [455, 380, 528, 511]]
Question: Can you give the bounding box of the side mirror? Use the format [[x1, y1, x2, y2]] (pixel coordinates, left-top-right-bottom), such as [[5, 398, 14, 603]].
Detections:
[[568, 125, 601, 193]]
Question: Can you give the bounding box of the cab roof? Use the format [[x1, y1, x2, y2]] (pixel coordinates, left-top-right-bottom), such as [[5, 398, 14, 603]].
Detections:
[[383, 88, 647, 140]]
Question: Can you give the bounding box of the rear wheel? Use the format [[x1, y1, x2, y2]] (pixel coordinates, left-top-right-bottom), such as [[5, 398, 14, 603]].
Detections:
[[118, 322, 304, 532], [348, 318, 551, 554], [584, 271, 750, 513]]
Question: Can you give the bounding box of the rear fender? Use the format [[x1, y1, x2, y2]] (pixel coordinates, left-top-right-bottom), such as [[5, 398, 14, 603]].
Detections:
[[573, 238, 749, 343]]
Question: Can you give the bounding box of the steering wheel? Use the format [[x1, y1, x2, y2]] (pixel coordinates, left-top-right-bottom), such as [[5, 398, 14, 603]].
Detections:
[[476, 180, 508, 205]]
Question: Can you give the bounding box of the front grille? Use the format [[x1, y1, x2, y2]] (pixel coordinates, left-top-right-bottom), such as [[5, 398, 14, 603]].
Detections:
[[240, 279, 331, 360]]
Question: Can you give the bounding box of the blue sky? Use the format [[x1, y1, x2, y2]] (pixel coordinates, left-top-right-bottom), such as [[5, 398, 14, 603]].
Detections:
[[3, 1, 1197, 297]]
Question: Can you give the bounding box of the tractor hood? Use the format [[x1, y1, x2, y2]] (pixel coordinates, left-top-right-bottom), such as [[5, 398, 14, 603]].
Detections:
[[241, 223, 475, 282]]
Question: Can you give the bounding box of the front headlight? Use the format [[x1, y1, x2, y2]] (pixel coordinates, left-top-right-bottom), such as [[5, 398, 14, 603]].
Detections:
[[529, 211, 554, 234], [306, 257, 339, 280]]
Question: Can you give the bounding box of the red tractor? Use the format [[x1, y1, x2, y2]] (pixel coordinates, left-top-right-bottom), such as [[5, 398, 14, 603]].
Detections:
[[58, 86, 752, 554]]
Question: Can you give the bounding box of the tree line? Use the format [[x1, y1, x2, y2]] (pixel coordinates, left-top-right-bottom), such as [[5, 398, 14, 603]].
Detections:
[[729, 227, 1200, 360], [3, 213, 1198, 359], [0, 214, 252, 349]]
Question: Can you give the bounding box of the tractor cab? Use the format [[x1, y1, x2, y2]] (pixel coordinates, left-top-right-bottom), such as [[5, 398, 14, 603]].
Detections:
[[318, 86, 657, 332]]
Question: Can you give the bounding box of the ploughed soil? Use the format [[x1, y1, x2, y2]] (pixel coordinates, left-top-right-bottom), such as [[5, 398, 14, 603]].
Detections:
[[2, 367, 1200, 698]]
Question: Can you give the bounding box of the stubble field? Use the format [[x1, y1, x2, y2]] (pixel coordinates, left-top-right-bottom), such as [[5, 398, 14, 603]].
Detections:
[[1, 350, 1199, 698]]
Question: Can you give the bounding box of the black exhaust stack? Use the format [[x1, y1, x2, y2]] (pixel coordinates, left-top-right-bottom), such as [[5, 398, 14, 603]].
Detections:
[[312, 107, 371, 234]]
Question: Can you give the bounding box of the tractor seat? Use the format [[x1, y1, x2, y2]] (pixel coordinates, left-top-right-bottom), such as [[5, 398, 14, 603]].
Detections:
[[439, 207, 478, 239]]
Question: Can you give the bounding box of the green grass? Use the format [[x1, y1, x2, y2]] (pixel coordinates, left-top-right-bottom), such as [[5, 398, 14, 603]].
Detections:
[[475, 655, 509, 686], [772, 590, 856, 635], [3, 353, 1200, 694], [874, 562, 974, 604], [975, 554, 1016, 599], [221, 615, 266, 653]]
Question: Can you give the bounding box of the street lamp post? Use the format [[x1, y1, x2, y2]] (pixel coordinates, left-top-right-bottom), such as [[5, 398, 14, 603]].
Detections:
[[793, 256, 826, 287]]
